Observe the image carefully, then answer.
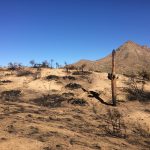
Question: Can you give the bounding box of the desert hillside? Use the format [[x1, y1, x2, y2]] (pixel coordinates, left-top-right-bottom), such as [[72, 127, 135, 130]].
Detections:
[[73, 41, 150, 74], [0, 68, 150, 150]]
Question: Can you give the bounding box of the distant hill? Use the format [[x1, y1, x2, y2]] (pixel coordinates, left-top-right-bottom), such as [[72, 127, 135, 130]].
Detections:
[[73, 41, 150, 74]]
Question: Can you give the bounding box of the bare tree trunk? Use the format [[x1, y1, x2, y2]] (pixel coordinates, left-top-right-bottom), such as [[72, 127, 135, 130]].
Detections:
[[111, 50, 116, 106]]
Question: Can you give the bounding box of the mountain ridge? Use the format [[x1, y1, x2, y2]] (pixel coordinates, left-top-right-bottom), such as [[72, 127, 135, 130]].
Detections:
[[72, 41, 150, 74]]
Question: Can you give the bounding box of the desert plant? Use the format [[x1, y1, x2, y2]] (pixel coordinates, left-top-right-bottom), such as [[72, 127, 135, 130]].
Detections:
[[126, 72, 150, 101], [29, 60, 35, 67], [62, 92, 74, 97], [104, 108, 127, 138], [46, 75, 59, 81], [41, 60, 49, 68], [33, 71, 41, 80], [50, 59, 54, 68], [0, 80, 12, 84], [17, 70, 33, 76], [1, 90, 21, 101], [8, 62, 20, 70], [32, 94, 65, 108], [80, 64, 86, 72], [138, 70, 150, 81], [72, 71, 91, 75], [62, 76, 76, 80], [133, 121, 150, 138], [65, 83, 82, 90], [68, 98, 87, 106], [64, 61, 69, 73], [55, 62, 59, 68], [68, 65, 76, 70]]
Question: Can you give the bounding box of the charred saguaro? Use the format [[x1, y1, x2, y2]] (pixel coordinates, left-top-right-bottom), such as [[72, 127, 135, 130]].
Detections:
[[111, 50, 116, 106]]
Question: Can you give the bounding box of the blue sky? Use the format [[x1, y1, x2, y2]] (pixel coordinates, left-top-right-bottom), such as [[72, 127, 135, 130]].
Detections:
[[0, 0, 150, 66]]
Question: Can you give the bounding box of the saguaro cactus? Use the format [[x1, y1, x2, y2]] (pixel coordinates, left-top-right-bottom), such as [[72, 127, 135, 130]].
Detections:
[[111, 49, 116, 106]]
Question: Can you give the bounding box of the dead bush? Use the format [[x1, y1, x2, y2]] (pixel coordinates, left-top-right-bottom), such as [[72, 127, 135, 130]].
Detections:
[[103, 108, 127, 138], [138, 70, 150, 81], [0, 80, 12, 84], [125, 73, 150, 102], [32, 94, 65, 108], [62, 92, 74, 97], [133, 121, 150, 138], [46, 75, 59, 81], [65, 83, 82, 90], [62, 76, 76, 80], [1, 90, 21, 101], [8, 62, 22, 70], [72, 71, 91, 75], [17, 70, 33, 76], [68, 98, 87, 106]]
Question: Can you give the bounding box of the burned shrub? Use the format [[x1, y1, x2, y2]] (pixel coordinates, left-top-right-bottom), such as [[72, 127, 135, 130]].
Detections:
[[68, 98, 87, 106], [7, 62, 21, 70], [32, 94, 65, 108], [62, 92, 74, 97], [62, 76, 76, 80], [65, 83, 82, 90], [17, 70, 33, 77], [125, 73, 150, 102], [138, 70, 150, 81], [103, 109, 127, 138], [1, 90, 21, 101], [6, 124, 16, 133], [0, 80, 12, 84], [132, 121, 150, 138], [72, 71, 91, 75], [46, 75, 59, 81]]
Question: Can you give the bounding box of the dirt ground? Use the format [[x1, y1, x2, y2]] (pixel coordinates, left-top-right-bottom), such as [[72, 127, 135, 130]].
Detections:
[[0, 68, 149, 150]]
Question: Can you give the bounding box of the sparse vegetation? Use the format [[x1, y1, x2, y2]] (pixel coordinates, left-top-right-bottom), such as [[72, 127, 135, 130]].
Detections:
[[68, 98, 87, 106], [29, 60, 35, 67], [103, 108, 127, 138], [65, 83, 82, 90], [126, 71, 150, 101], [55, 62, 60, 68], [16, 70, 33, 76], [62, 92, 74, 97], [1, 90, 21, 101], [138, 70, 150, 81], [46, 75, 59, 80], [72, 71, 91, 75], [50, 59, 54, 69], [41, 60, 49, 68], [132, 121, 150, 138], [64, 61, 70, 73], [0, 80, 12, 84], [0, 50, 150, 150], [32, 94, 65, 108], [62, 76, 76, 80], [8, 62, 22, 70], [80, 64, 86, 72]]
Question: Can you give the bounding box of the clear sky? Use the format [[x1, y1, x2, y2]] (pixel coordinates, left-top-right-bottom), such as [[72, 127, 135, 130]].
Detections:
[[0, 0, 150, 66]]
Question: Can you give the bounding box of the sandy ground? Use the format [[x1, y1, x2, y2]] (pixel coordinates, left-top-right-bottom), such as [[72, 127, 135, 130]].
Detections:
[[0, 68, 150, 150]]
